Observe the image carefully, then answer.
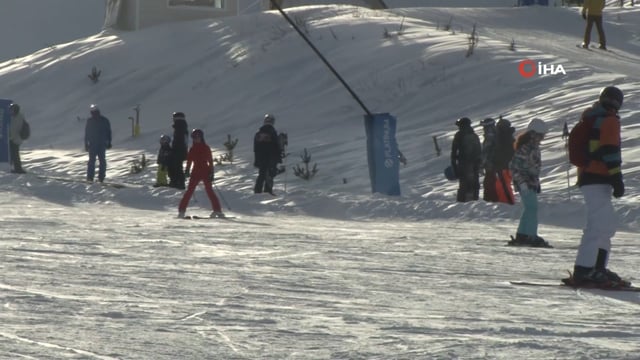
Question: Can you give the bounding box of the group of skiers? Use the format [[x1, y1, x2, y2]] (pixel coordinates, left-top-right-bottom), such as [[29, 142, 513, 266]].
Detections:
[[449, 85, 629, 289]]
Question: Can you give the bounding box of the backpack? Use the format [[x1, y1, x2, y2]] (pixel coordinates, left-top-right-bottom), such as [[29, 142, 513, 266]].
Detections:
[[568, 115, 595, 167], [20, 119, 30, 140]]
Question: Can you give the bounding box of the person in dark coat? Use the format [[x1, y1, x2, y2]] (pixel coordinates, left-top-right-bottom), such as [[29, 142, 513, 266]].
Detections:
[[493, 117, 517, 204], [84, 104, 112, 182], [169, 111, 189, 189], [8, 103, 26, 173], [253, 114, 282, 195], [480, 117, 498, 202], [154, 135, 172, 187], [450, 117, 482, 202]]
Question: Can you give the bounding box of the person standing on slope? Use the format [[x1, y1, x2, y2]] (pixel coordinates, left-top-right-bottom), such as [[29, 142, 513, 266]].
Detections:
[[84, 104, 112, 183], [170, 111, 189, 189], [8, 103, 27, 174], [581, 0, 607, 50], [509, 118, 550, 248], [450, 117, 482, 202], [178, 129, 224, 219], [564, 86, 630, 288], [253, 114, 282, 195], [480, 117, 498, 202]]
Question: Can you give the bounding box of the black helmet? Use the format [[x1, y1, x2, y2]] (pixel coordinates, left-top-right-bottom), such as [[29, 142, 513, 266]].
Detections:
[[599, 86, 623, 110], [160, 134, 171, 144], [264, 113, 275, 125], [89, 104, 100, 115], [9, 103, 19, 114], [173, 111, 186, 120], [191, 128, 204, 139], [480, 117, 495, 127], [456, 117, 471, 127]]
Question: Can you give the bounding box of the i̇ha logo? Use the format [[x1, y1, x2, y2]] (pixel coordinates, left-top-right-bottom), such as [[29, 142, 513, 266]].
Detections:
[[518, 59, 566, 78]]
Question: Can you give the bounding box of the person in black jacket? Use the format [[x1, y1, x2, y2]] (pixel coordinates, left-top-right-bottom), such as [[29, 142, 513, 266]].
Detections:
[[169, 111, 189, 189], [451, 117, 482, 202], [254, 114, 282, 195], [154, 135, 172, 187]]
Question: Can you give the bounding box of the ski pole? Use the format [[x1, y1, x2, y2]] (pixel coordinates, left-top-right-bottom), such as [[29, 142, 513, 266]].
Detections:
[[213, 182, 232, 211]]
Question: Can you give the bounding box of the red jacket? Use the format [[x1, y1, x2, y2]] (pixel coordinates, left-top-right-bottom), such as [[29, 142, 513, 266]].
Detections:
[[185, 142, 213, 178]]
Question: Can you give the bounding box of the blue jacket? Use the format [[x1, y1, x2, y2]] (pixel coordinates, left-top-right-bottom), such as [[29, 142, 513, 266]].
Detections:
[[85, 114, 112, 149]]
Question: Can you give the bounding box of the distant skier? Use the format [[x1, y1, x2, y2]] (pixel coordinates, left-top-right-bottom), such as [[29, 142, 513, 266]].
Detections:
[[169, 111, 189, 189], [154, 135, 172, 187], [178, 129, 224, 219], [8, 103, 27, 174], [450, 117, 481, 202], [493, 117, 516, 204], [253, 114, 282, 195], [581, 0, 606, 50], [480, 117, 498, 202], [84, 104, 112, 183], [563, 86, 629, 288], [509, 118, 550, 247]]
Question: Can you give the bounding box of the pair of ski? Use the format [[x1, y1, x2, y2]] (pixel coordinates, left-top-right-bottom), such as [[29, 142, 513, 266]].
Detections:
[[511, 280, 640, 292], [182, 215, 235, 220]]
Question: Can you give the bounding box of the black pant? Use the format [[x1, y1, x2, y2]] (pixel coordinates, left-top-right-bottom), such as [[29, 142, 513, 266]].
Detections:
[[9, 141, 23, 172], [255, 166, 275, 194], [168, 158, 185, 189], [584, 15, 606, 47], [456, 162, 479, 202]]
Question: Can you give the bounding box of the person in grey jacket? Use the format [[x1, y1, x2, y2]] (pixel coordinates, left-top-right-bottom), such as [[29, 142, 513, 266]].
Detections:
[[8, 103, 26, 174], [84, 104, 112, 182]]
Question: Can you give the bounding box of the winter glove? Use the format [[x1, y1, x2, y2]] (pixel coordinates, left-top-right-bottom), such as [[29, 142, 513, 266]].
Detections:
[[209, 168, 214, 182], [611, 173, 625, 198], [581, 11, 586, 20], [106, 143, 112, 149]]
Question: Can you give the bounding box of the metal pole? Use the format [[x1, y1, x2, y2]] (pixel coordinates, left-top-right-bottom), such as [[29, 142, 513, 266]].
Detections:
[[213, 182, 232, 211], [268, 0, 372, 117]]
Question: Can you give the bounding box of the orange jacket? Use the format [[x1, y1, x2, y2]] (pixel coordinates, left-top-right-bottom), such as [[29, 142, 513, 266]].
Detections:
[[582, 0, 605, 16], [185, 142, 213, 178]]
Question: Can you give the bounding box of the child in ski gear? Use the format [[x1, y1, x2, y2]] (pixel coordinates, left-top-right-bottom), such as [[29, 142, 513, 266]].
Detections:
[[84, 104, 112, 182], [8, 103, 26, 174], [169, 112, 189, 189], [581, 0, 606, 49], [493, 117, 516, 204], [253, 113, 282, 195], [509, 118, 550, 248], [178, 129, 223, 218], [480, 117, 498, 202], [564, 86, 629, 288], [155, 135, 172, 187], [450, 117, 482, 202]]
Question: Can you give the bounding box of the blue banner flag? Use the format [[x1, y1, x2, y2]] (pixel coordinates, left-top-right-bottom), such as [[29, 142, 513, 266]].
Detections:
[[364, 113, 400, 196], [0, 99, 12, 164]]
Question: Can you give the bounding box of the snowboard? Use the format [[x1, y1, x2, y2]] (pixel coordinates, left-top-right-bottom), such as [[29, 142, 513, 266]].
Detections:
[[510, 280, 640, 292]]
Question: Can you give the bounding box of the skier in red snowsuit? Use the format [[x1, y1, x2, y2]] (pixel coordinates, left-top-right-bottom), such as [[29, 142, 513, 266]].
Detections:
[[178, 129, 223, 218]]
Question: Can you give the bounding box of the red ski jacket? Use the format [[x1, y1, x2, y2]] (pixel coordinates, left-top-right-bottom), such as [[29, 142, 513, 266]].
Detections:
[[185, 142, 213, 178]]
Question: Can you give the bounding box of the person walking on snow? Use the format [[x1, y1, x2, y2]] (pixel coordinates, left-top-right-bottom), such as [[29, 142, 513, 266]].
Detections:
[[8, 103, 27, 174], [564, 86, 629, 288], [581, 0, 606, 50], [84, 104, 112, 182], [450, 117, 482, 202], [178, 129, 224, 219], [509, 118, 551, 248], [253, 114, 282, 195]]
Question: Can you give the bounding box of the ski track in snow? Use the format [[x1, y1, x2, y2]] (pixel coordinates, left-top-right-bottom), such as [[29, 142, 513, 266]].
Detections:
[[2, 192, 640, 359]]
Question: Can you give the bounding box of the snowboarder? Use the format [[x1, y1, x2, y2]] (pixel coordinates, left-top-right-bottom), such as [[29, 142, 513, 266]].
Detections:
[[178, 129, 224, 219], [480, 117, 498, 202], [154, 135, 172, 187], [581, 0, 606, 50], [253, 114, 282, 195], [84, 104, 112, 182], [450, 117, 482, 202], [509, 118, 550, 247], [564, 86, 629, 288], [169, 111, 189, 189], [8, 103, 27, 174]]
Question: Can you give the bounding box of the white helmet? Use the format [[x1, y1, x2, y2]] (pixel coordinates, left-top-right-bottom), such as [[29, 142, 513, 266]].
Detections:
[[527, 118, 548, 135]]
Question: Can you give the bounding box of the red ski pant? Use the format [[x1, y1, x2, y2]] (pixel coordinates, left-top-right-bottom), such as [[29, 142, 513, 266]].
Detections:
[[178, 174, 222, 213]]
